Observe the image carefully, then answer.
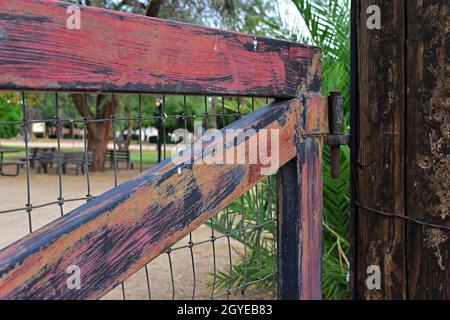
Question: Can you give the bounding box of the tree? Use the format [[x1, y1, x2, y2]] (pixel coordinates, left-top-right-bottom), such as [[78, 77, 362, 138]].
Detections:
[[71, 94, 116, 171], [117, 104, 134, 151], [72, 0, 273, 33], [61, 0, 274, 171], [0, 94, 21, 139]]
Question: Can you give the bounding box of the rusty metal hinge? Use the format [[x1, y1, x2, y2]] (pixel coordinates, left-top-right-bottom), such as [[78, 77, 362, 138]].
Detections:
[[325, 91, 350, 179]]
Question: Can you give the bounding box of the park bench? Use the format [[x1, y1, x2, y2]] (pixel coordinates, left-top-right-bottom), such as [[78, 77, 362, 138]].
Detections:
[[22, 147, 56, 169], [60, 151, 93, 175], [0, 160, 26, 177], [36, 152, 55, 174], [107, 149, 134, 170], [0, 148, 24, 176]]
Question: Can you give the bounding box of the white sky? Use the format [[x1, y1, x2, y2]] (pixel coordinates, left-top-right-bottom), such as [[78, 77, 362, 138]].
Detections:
[[277, 0, 302, 27], [126, 0, 309, 39], [273, 0, 310, 40]]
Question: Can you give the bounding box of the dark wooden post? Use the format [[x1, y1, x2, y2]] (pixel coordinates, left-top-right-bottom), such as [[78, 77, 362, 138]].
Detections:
[[278, 158, 301, 300], [353, 0, 449, 299], [405, 0, 449, 299], [278, 137, 323, 300], [278, 94, 326, 300], [353, 0, 407, 300]]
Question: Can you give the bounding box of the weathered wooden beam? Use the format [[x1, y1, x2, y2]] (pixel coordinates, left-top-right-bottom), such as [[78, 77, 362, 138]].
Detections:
[[278, 137, 324, 300], [276, 72, 325, 300], [0, 0, 321, 97], [405, 0, 450, 299], [0, 98, 322, 300], [355, 0, 407, 299]]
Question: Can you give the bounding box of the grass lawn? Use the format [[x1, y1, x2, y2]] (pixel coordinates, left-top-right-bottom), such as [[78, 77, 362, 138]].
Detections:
[[0, 145, 159, 164]]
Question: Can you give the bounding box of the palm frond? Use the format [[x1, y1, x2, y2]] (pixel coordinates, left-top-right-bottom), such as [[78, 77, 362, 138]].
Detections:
[[210, 0, 351, 300]]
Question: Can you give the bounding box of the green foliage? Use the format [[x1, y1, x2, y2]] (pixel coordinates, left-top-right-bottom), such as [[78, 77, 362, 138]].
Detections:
[[0, 94, 21, 138], [14, 0, 350, 298], [206, 178, 277, 298], [266, 0, 351, 300], [64, 0, 274, 34], [212, 0, 351, 300], [322, 145, 350, 299], [211, 147, 350, 300]]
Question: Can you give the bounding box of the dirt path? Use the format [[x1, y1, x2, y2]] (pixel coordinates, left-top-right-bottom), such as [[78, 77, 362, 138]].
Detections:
[[0, 166, 245, 300]]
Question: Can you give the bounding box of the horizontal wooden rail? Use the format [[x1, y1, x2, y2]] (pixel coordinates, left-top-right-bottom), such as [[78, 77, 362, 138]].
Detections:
[[0, 0, 321, 97], [0, 98, 326, 300]]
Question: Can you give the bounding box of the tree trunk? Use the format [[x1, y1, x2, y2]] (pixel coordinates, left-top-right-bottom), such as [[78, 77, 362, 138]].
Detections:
[[146, 0, 164, 17], [72, 95, 115, 172], [118, 105, 134, 151], [70, 0, 157, 169], [88, 121, 111, 171]]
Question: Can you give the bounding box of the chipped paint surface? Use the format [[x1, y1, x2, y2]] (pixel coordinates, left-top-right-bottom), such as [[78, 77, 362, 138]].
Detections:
[[0, 0, 319, 97], [0, 0, 327, 300], [305, 95, 328, 135], [405, 1, 450, 299], [299, 137, 323, 299], [278, 137, 323, 300], [0, 99, 310, 300], [423, 228, 448, 272], [356, 0, 449, 299], [278, 75, 324, 300]]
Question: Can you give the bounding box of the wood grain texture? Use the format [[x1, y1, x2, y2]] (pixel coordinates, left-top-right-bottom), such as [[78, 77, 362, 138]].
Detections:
[[406, 0, 450, 299], [304, 95, 328, 135], [278, 137, 323, 300], [0, 0, 321, 97], [278, 86, 324, 299], [0, 99, 307, 300], [355, 0, 407, 299]]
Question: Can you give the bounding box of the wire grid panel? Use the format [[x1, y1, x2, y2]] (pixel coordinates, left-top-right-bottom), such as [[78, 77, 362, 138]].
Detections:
[[0, 91, 278, 300]]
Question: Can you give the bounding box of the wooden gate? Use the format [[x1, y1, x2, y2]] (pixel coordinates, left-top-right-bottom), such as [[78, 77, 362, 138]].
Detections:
[[0, 0, 329, 300]]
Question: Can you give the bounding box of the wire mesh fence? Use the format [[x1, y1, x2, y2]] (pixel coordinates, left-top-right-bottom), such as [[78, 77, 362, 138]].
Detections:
[[0, 91, 278, 300]]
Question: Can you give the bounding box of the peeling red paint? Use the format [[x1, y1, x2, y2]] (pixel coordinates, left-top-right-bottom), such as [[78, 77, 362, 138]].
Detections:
[[0, 0, 325, 300], [0, 99, 303, 300], [0, 0, 319, 97]]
